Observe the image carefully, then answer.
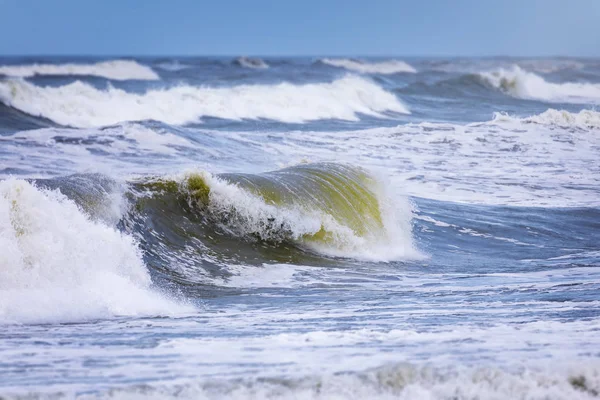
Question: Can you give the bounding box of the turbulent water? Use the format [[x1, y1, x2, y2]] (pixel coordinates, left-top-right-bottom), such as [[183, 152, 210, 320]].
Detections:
[[1, 56, 600, 399]]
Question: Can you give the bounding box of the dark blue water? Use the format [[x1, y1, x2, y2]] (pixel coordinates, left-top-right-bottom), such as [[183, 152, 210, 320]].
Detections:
[[1, 56, 599, 399]]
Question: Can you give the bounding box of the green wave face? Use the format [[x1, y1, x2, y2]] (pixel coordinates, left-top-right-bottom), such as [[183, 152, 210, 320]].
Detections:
[[216, 163, 385, 244], [134, 162, 388, 253]]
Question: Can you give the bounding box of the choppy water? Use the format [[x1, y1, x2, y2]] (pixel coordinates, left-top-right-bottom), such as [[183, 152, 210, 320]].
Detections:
[[1, 56, 600, 399]]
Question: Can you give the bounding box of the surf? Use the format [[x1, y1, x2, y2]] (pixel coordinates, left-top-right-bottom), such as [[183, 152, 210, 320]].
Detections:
[[133, 163, 419, 262], [0, 75, 410, 128]]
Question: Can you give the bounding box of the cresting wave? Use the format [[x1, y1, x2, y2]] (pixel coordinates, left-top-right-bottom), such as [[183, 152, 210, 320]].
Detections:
[[0, 60, 159, 80], [478, 65, 600, 104], [134, 163, 419, 262], [0, 179, 187, 324], [0, 75, 409, 127], [321, 58, 417, 74]]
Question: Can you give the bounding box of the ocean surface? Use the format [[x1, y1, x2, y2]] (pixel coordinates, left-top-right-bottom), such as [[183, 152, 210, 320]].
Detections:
[[1, 56, 599, 399]]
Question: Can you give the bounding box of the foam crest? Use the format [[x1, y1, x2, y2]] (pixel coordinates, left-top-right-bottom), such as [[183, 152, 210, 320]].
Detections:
[[492, 108, 600, 129], [479, 65, 600, 104], [321, 58, 417, 74], [0, 60, 159, 80], [0, 179, 187, 324], [0, 76, 409, 128]]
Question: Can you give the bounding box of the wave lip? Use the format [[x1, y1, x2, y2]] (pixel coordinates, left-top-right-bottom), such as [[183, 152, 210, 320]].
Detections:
[[321, 58, 417, 74], [0, 60, 159, 81], [0, 75, 409, 128], [0, 179, 188, 324], [139, 163, 420, 262], [478, 65, 600, 104], [233, 56, 269, 69]]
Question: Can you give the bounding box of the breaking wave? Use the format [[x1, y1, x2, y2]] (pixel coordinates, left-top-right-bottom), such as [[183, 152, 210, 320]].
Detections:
[[321, 58, 417, 74], [491, 108, 600, 129], [0, 60, 159, 81], [478, 65, 600, 104], [132, 163, 419, 263], [0, 178, 188, 324], [0, 75, 409, 128]]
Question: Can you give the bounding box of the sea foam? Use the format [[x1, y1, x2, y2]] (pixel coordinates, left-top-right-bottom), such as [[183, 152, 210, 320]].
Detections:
[[0, 179, 188, 324], [491, 108, 600, 129]]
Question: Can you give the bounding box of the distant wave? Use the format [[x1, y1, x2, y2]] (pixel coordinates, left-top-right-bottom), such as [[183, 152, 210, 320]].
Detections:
[[0, 75, 409, 127], [478, 65, 600, 104], [0, 178, 188, 324], [233, 56, 269, 69], [0, 60, 159, 81], [491, 108, 600, 129], [321, 58, 416, 74]]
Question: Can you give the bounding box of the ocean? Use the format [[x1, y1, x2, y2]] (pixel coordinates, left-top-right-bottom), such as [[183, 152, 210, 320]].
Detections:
[[0, 56, 599, 399]]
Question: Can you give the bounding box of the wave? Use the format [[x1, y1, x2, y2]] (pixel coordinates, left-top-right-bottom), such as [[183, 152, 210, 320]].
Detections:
[[132, 163, 419, 263], [233, 56, 269, 69], [321, 58, 417, 74], [478, 65, 600, 104], [0, 178, 188, 324], [0, 60, 159, 81], [0, 75, 409, 128], [491, 108, 600, 129]]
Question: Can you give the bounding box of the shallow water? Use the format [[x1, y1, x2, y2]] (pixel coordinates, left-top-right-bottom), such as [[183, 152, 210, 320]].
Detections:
[[1, 56, 599, 399]]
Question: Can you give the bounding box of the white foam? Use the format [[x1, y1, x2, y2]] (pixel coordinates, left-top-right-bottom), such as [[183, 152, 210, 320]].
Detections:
[[479, 65, 600, 104], [322, 58, 417, 74], [492, 108, 600, 129], [56, 362, 598, 400], [3, 123, 193, 155], [0, 60, 159, 80], [0, 75, 409, 128], [0, 179, 189, 324]]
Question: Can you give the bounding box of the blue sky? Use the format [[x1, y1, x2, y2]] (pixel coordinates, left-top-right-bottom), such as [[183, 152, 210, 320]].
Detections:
[[1, 0, 599, 56]]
